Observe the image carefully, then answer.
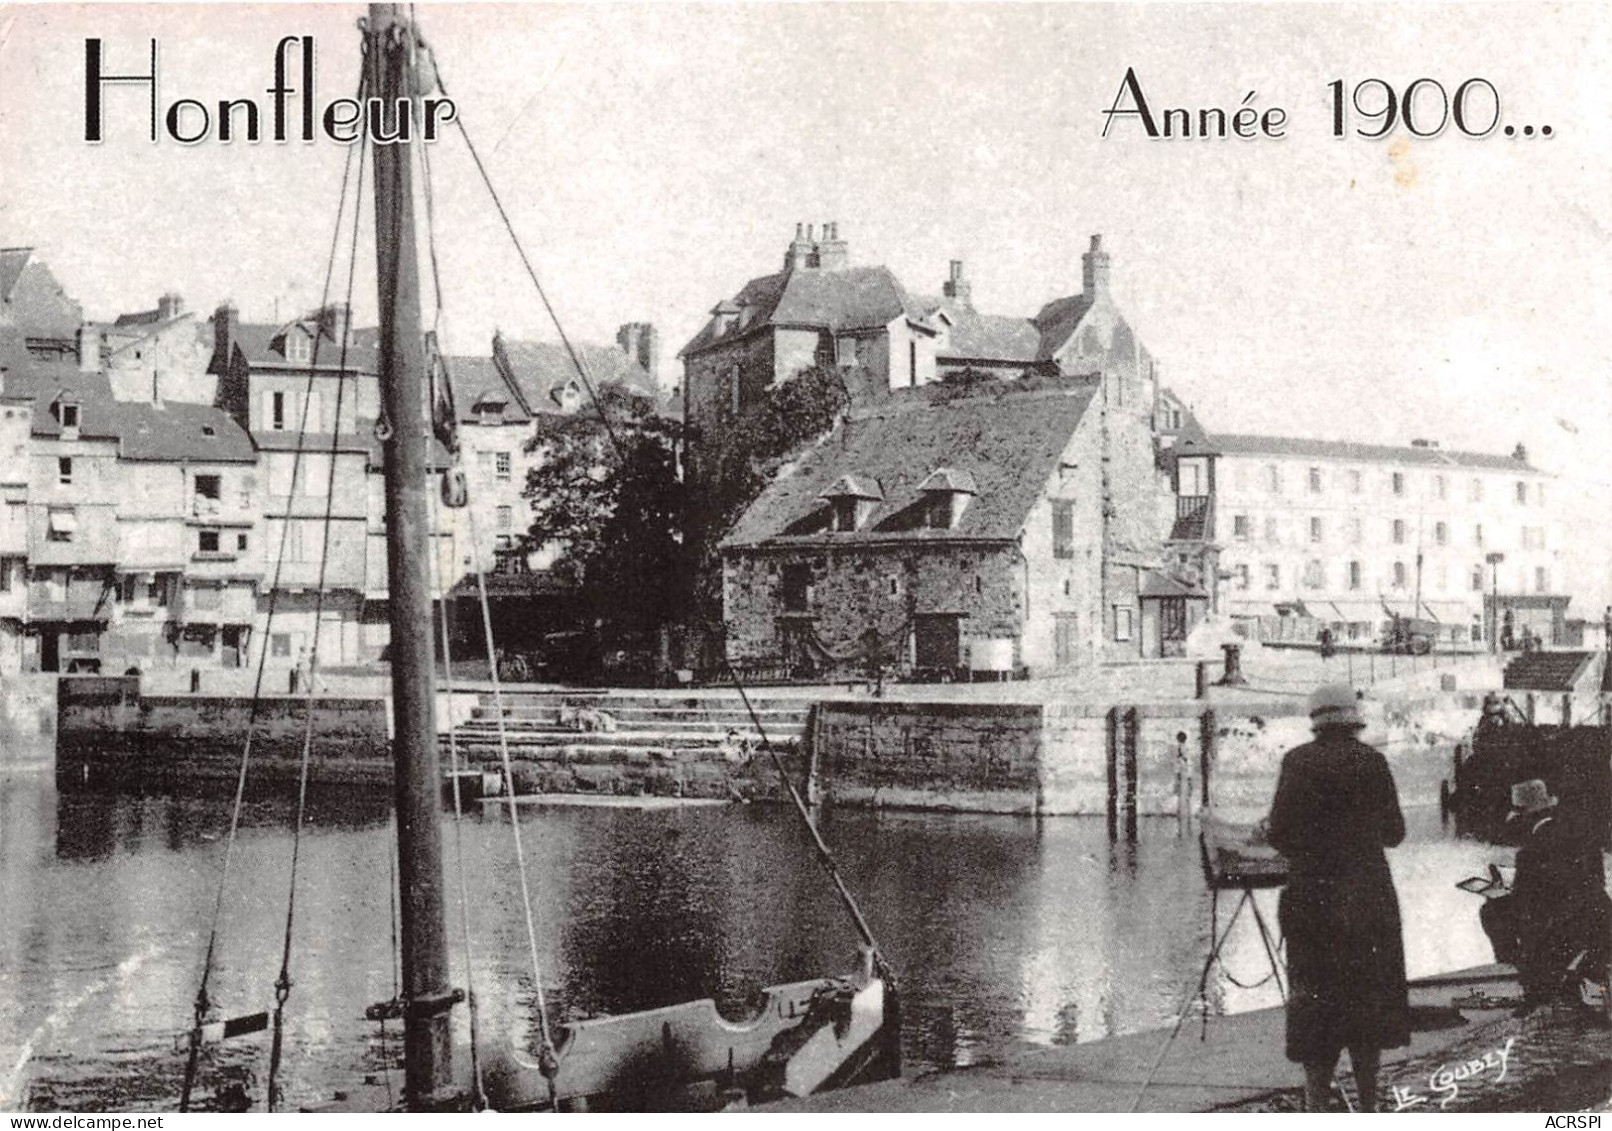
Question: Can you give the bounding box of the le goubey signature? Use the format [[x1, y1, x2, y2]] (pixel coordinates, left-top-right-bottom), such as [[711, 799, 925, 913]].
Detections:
[[1391, 1036, 1518, 1110]]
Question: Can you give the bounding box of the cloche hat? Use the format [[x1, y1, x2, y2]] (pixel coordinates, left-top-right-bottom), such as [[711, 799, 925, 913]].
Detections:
[[1308, 683, 1365, 731]]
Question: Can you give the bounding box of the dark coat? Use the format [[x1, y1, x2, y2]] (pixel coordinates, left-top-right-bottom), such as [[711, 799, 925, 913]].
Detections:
[[1483, 812, 1612, 998], [1268, 730, 1411, 1063]]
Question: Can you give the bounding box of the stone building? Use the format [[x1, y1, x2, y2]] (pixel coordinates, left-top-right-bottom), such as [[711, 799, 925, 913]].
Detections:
[[1192, 433, 1560, 647], [720, 372, 1171, 676], [87, 293, 217, 405]]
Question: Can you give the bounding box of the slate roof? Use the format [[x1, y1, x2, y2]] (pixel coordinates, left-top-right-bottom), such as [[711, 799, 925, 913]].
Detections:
[[1208, 433, 1537, 473], [444, 354, 532, 425], [1, 353, 117, 437], [723, 384, 1096, 549], [913, 295, 1042, 363], [1030, 293, 1095, 361], [225, 319, 379, 372], [493, 335, 659, 414], [115, 402, 256, 462], [680, 265, 920, 358], [1140, 571, 1207, 599]]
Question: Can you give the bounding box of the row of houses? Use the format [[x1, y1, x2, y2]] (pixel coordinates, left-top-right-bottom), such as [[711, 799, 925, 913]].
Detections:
[[682, 226, 1562, 676], [0, 246, 658, 675]]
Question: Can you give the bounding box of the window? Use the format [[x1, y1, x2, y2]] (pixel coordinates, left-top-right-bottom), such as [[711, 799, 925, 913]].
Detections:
[[835, 337, 857, 368], [1535, 567, 1549, 593], [1434, 521, 1448, 546], [237, 533, 249, 552], [272, 633, 293, 658], [195, 474, 221, 501], [1515, 480, 1527, 504], [831, 497, 859, 532], [1308, 467, 1322, 493], [1435, 475, 1447, 500], [1474, 523, 1484, 547], [1052, 500, 1075, 559], [1113, 606, 1133, 642], [495, 452, 511, 481], [298, 453, 331, 497], [1309, 516, 1323, 543], [908, 341, 917, 387], [46, 507, 75, 543], [285, 332, 309, 363], [57, 457, 72, 485], [493, 535, 516, 574], [1392, 561, 1406, 588], [1392, 519, 1405, 544], [1265, 563, 1280, 590], [1348, 470, 1361, 494], [1350, 518, 1362, 545], [0, 557, 21, 593], [781, 563, 812, 612], [1391, 472, 1405, 496], [1348, 560, 1362, 590], [1232, 515, 1250, 541], [1265, 465, 1281, 493], [1264, 517, 1279, 543], [496, 505, 513, 531], [271, 391, 288, 431], [1303, 559, 1325, 589], [1469, 478, 1483, 503], [60, 403, 80, 430], [1471, 566, 1483, 592], [198, 529, 220, 553], [1234, 564, 1250, 591]]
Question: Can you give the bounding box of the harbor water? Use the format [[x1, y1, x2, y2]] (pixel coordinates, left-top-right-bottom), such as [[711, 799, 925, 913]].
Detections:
[[0, 775, 1536, 1112]]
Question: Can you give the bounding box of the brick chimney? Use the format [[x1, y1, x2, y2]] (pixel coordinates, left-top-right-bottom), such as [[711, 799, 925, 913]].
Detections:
[[616, 321, 659, 382], [942, 259, 972, 307], [158, 292, 184, 321], [814, 221, 849, 271], [1082, 234, 1110, 299], [784, 222, 813, 272], [213, 301, 238, 370]]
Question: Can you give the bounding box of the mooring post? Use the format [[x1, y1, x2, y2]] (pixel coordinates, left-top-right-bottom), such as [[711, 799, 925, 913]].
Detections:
[[804, 704, 823, 809], [1105, 706, 1120, 841], [1199, 708, 1216, 808], [1561, 693, 1571, 728], [1123, 707, 1139, 842], [1525, 693, 1536, 724], [1174, 730, 1191, 835], [1195, 661, 1208, 700]]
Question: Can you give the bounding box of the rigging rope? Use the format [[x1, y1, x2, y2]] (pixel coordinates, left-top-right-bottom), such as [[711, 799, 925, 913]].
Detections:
[[179, 73, 367, 1111], [265, 115, 370, 1112]]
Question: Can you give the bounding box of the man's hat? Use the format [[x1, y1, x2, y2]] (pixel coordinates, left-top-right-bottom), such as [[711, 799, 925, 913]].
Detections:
[[1308, 683, 1364, 730], [1507, 779, 1558, 820]]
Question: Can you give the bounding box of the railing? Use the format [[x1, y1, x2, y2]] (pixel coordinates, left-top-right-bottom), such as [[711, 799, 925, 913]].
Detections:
[[1175, 494, 1210, 521]]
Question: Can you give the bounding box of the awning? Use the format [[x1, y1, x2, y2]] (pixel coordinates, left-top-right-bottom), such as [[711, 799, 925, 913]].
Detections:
[[1326, 600, 1385, 623], [1421, 600, 1475, 623], [48, 510, 78, 533]]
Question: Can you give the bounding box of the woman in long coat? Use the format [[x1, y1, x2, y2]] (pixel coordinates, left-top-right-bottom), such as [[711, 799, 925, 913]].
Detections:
[[1267, 683, 1410, 1112]]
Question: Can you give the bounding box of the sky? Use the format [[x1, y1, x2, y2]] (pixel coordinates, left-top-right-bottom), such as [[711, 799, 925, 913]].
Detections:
[[1, 2, 1609, 602]]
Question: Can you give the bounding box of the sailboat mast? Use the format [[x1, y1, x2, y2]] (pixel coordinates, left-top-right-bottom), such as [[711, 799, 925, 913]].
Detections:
[[366, 3, 455, 1107]]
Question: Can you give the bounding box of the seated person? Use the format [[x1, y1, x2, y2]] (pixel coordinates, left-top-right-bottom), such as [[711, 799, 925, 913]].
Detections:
[[1480, 779, 1612, 1008]]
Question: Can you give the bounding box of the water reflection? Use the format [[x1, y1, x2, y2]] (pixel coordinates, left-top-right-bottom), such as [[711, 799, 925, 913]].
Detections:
[[2, 778, 1518, 1113]]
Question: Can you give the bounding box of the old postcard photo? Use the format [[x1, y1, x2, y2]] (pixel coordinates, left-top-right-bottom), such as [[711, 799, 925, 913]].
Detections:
[[1, 1, 1608, 1116]]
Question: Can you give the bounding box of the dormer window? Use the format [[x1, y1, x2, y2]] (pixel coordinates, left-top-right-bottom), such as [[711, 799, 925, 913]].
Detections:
[[916, 467, 978, 531], [285, 332, 310, 364], [552, 382, 581, 411], [819, 474, 882, 532], [59, 402, 80, 433]]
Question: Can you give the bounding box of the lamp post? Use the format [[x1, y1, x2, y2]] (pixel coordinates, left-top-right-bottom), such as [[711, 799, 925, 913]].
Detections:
[[1485, 551, 1506, 654]]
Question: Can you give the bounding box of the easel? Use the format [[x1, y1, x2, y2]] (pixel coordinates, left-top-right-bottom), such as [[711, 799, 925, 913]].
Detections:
[[1127, 826, 1295, 1113]]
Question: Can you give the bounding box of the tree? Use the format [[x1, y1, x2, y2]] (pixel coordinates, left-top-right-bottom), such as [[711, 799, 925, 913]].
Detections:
[[522, 382, 688, 643]]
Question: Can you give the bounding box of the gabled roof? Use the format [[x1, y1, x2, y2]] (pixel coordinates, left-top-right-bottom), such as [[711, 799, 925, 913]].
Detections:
[[1159, 386, 1217, 455], [914, 296, 1042, 363], [723, 383, 1096, 549], [115, 402, 256, 463], [821, 473, 883, 501], [917, 467, 978, 494], [0, 348, 117, 437], [493, 335, 660, 415], [1208, 433, 1537, 473], [1030, 293, 1095, 361], [0, 249, 33, 304], [680, 265, 920, 358]]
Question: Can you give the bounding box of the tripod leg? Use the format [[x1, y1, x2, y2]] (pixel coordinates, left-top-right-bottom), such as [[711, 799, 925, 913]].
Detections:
[[1248, 892, 1287, 1000], [1199, 889, 1250, 1040]]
